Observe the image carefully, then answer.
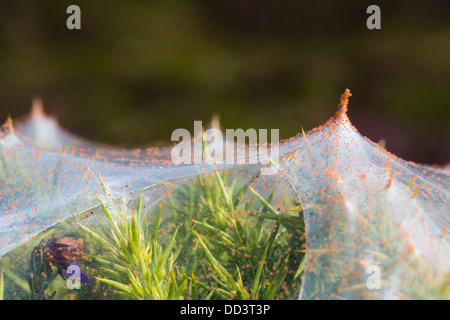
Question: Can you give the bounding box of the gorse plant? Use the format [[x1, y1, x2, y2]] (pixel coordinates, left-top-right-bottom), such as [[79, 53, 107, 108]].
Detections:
[[0, 155, 306, 300], [162, 166, 305, 299], [179, 173, 305, 300], [161, 133, 306, 299], [79, 175, 188, 300], [77, 162, 306, 300]]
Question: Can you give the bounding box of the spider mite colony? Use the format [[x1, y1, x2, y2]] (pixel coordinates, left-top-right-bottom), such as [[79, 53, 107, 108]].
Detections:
[[0, 90, 448, 300]]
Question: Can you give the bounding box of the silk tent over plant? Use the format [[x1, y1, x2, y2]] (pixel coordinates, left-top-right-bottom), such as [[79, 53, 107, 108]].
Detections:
[[0, 90, 448, 299]]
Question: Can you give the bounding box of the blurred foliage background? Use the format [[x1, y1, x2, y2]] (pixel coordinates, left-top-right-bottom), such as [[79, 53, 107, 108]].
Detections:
[[0, 0, 449, 164]]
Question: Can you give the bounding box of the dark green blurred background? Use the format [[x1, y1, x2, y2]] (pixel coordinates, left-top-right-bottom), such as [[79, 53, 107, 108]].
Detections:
[[0, 0, 449, 164]]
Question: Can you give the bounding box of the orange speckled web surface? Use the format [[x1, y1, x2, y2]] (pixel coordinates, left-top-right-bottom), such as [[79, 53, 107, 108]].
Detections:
[[0, 90, 448, 299]]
